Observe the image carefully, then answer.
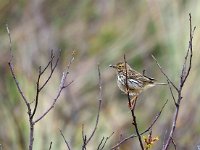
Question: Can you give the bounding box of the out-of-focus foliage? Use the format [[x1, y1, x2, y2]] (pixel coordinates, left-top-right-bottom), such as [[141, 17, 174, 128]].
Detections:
[[0, 0, 200, 149]]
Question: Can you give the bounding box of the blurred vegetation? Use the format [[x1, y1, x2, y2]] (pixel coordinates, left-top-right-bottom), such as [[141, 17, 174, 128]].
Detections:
[[0, 0, 200, 149]]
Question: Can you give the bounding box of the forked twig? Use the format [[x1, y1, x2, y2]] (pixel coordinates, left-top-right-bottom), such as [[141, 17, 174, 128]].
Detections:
[[140, 99, 168, 135], [111, 99, 168, 149], [156, 13, 195, 150], [7, 24, 74, 150], [31, 50, 61, 119], [151, 55, 179, 92], [97, 132, 114, 150], [171, 137, 176, 150], [82, 65, 103, 149]]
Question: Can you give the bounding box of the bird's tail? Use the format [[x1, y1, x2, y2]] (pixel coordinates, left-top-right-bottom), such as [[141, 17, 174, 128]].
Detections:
[[154, 82, 167, 85]]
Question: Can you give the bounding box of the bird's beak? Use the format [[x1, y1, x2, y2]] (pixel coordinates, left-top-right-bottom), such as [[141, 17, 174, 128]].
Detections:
[[109, 64, 117, 68]]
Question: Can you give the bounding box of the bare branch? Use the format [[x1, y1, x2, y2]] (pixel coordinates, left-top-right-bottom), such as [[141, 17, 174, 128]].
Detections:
[[111, 134, 137, 150], [151, 55, 179, 92], [59, 129, 71, 150], [7, 25, 30, 107], [162, 13, 195, 150], [167, 81, 177, 106], [85, 65, 103, 144], [99, 132, 114, 150], [6, 24, 75, 150], [171, 137, 176, 150], [6, 24, 13, 62], [111, 99, 168, 149], [142, 101, 167, 134], [39, 50, 61, 91], [30, 67, 42, 119], [33, 51, 75, 123], [40, 51, 54, 75], [31, 50, 61, 119], [180, 13, 195, 87], [7, 24, 34, 150], [82, 135, 87, 150], [97, 137, 105, 150], [140, 99, 168, 134], [33, 80, 73, 123], [8, 63, 30, 106], [124, 54, 144, 150], [81, 65, 104, 150]]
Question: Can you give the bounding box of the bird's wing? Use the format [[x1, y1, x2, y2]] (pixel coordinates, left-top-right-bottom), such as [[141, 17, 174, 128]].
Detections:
[[121, 71, 143, 89], [131, 69, 156, 83]]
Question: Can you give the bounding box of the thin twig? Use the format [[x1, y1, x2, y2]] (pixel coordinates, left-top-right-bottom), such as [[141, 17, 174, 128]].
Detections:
[[82, 135, 87, 150], [31, 50, 61, 119], [7, 25, 29, 107], [124, 54, 144, 150], [59, 129, 71, 150], [6, 24, 13, 62], [97, 137, 105, 150], [180, 14, 195, 87], [162, 13, 195, 150], [81, 65, 103, 149], [8, 63, 30, 107], [167, 81, 177, 106], [82, 124, 85, 144], [111, 99, 167, 149], [171, 137, 176, 150], [40, 51, 54, 75], [31, 67, 42, 119], [39, 50, 61, 91], [33, 51, 75, 123], [140, 99, 168, 134], [85, 65, 103, 145], [151, 55, 179, 92], [111, 134, 137, 150], [48, 141, 53, 150], [99, 132, 114, 150], [7, 25, 34, 150], [81, 124, 85, 144], [33, 80, 73, 123], [7, 23, 75, 150]]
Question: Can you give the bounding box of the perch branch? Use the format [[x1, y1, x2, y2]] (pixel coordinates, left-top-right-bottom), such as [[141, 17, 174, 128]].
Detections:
[[124, 54, 144, 150]]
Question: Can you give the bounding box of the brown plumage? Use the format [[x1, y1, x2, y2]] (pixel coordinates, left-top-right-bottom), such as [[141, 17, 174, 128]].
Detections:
[[109, 62, 166, 99]]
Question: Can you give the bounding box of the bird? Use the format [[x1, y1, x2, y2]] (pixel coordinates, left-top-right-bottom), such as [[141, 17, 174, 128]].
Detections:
[[109, 62, 166, 109]]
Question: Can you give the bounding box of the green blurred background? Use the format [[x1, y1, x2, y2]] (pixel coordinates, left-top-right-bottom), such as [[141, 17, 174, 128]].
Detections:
[[0, 0, 200, 149]]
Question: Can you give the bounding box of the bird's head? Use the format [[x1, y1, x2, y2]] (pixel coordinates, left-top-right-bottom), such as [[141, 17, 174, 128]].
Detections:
[[109, 62, 131, 72]]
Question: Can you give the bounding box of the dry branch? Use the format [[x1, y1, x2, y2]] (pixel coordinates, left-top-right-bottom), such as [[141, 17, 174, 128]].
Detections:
[[124, 54, 144, 150], [111, 99, 168, 149], [82, 65, 103, 149], [7, 24, 74, 150], [152, 14, 195, 150]]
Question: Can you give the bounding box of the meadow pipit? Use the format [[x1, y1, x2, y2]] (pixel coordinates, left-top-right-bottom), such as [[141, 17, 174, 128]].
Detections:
[[109, 62, 166, 109]]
